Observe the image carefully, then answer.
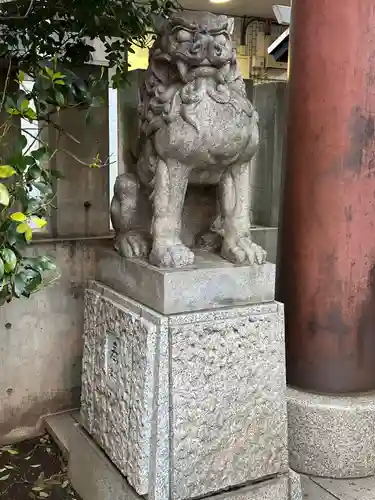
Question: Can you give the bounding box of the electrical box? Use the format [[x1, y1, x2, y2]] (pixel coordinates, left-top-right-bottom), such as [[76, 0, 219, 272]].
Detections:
[[236, 55, 250, 79], [252, 56, 265, 69]]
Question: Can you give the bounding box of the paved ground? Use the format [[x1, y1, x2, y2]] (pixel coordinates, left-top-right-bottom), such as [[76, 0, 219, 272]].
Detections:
[[302, 474, 375, 500], [2, 422, 374, 500], [0, 434, 80, 500]]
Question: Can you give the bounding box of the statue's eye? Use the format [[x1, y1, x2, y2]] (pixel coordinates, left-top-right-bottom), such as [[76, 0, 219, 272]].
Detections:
[[214, 34, 227, 45], [176, 30, 192, 42]]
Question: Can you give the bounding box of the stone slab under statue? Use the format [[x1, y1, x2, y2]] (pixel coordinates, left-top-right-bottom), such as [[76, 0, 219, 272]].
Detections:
[[80, 9, 300, 500], [97, 247, 275, 314]]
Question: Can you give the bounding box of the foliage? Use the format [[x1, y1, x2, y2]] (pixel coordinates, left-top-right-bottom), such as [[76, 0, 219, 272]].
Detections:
[[0, 0, 176, 304], [0, 0, 176, 87]]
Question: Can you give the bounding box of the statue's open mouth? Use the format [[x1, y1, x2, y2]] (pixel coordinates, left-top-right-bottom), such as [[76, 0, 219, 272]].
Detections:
[[176, 58, 228, 82]]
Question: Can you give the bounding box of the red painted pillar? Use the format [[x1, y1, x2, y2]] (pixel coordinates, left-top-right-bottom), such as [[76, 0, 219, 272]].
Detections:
[[277, 0, 375, 393]]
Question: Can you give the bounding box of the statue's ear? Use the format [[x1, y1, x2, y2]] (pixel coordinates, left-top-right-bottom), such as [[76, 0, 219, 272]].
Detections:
[[151, 14, 169, 34], [227, 17, 235, 36]]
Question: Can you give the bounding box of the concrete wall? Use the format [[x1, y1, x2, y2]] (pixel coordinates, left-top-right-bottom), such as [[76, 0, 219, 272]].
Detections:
[[0, 66, 111, 443], [251, 81, 287, 228], [0, 240, 104, 443]]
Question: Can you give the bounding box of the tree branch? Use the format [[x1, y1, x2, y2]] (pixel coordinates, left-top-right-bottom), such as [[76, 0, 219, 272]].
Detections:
[[0, 0, 35, 20], [0, 59, 12, 114]]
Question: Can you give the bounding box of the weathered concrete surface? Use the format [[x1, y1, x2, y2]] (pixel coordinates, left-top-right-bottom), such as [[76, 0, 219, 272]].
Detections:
[[0, 240, 103, 444], [49, 66, 110, 238], [251, 82, 287, 228]]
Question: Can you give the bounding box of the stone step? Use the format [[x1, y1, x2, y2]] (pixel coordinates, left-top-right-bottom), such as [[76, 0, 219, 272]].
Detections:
[[44, 411, 295, 500], [44, 412, 140, 500]]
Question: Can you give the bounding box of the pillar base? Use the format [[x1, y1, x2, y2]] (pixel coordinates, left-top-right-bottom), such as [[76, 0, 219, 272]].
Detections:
[[288, 387, 375, 478]]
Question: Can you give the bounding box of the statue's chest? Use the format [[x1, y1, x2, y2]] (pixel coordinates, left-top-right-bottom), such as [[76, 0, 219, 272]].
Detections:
[[164, 96, 252, 155]]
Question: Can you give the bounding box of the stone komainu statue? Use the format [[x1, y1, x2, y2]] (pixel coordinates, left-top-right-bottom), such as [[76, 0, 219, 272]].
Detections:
[[110, 10, 266, 268]]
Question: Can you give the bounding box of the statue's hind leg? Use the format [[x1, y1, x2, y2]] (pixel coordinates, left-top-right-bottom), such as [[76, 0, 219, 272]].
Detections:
[[110, 172, 152, 259]]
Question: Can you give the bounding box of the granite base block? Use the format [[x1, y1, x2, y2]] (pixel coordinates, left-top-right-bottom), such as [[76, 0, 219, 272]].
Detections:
[[96, 248, 276, 314], [205, 476, 288, 500], [288, 387, 375, 478], [288, 469, 303, 500], [81, 280, 288, 500]]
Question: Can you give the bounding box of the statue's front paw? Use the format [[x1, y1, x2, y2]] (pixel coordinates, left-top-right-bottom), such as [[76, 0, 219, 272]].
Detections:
[[116, 231, 150, 259], [149, 243, 195, 268], [221, 237, 267, 265]]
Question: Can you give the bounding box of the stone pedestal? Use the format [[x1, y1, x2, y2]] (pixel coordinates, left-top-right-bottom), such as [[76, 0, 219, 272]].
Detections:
[[288, 388, 375, 478], [81, 250, 290, 499]]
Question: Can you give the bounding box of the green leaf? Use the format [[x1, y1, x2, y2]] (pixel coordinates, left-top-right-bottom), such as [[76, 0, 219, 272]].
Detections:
[[31, 147, 50, 162], [0, 474, 10, 481], [5, 97, 15, 110], [0, 258, 5, 280], [0, 165, 16, 178], [6, 107, 20, 116], [15, 135, 28, 153], [13, 273, 26, 298], [45, 67, 54, 78], [52, 72, 65, 80], [10, 212, 26, 222], [17, 70, 25, 83], [23, 268, 42, 293], [0, 184, 10, 206], [25, 227, 33, 241], [16, 222, 28, 234], [28, 165, 41, 179], [24, 108, 37, 120], [54, 79, 65, 85], [20, 99, 29, 111], [1, 249, 17, 273], [25, 256, 56, 272], [55, 91, 64, 106]]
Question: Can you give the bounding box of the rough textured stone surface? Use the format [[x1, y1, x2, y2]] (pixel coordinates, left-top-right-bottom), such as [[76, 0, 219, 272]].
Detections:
[[289, 469, 303, 500], [288, 387, 375, 478], [110, 10, 266, 268], [96, 247, 275, 314], [81, 281, 287, 498], [81, 281, 287, 500], [68, 421, 140, 500], [169, 303, 287, 499], [81, 283, 165, 495], [204, 476, 288, 500]]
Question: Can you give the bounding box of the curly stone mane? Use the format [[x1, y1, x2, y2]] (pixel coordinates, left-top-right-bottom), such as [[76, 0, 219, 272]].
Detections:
[[136, 11, 255, 189]]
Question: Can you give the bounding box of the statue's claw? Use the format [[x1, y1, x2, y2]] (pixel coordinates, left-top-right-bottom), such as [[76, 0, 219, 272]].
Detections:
[[115, 231, 150, 259], [149, 243, 195, 268], [221, 237, 267, 265]]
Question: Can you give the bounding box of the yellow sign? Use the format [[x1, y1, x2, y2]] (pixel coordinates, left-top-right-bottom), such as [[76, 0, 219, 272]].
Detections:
[[128, 45, 150, 71]]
